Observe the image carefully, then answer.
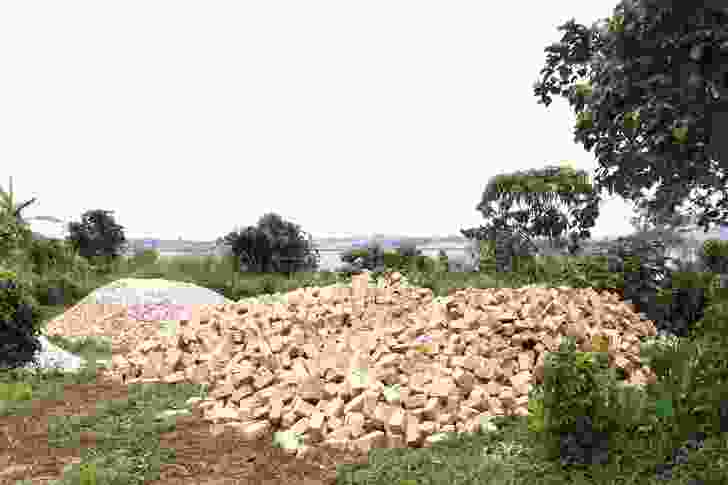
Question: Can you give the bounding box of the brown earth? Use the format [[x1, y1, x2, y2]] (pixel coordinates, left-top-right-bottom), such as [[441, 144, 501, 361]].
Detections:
[[2, 271, 661, 484], [0, 368, 372, 485]]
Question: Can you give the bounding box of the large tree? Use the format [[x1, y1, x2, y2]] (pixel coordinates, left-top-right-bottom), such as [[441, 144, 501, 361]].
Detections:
[[462, 164, 601, 261], [66, 209, 129, 263], [222, 212, 320, 275], [534, 0, 728, 233], [629, 195, 698, 247]]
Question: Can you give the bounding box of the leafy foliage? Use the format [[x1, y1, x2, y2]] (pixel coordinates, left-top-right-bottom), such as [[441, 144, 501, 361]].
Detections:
[[0, 176, 37, 228], [0, 272, 43, 370], [338, 241, 387, 274], [536, 336, 622, 466], [25, 238, 78, 275], [395, 241, 422, 259], [0, 210, 34, 270], [221, 213, 320, 276], [699, 237, 728, 273], [469, 164, 600, 257], [128, 248, 160, 271], [534, 0, 728, 233], [66, 210, 129, 269]]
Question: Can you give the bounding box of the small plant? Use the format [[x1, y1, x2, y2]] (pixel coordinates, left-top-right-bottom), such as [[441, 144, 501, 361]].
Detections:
[[0, 381, 33, 403], [537, 335, 622, 461]]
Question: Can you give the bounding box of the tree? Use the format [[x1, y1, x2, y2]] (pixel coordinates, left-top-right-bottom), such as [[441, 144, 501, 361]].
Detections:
[[222, 212, 320, 275], [628, 197, 699, 263], [0, 176, 37, 226], [0, 177, 37, 268], [463, 164, 601, 264], [630, 196, 696, 238], [66, 210, 129, 264], [534, 0, 728, 234]]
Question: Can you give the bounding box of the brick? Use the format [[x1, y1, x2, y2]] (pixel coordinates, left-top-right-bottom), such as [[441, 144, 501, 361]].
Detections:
[[91, 273, 657, 454]]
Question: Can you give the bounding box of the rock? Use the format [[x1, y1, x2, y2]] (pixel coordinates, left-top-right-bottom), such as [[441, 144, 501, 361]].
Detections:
[[104, 273, 660, 454]]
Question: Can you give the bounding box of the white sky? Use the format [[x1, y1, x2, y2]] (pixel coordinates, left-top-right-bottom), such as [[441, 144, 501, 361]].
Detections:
[[1, 1, 715, 243]]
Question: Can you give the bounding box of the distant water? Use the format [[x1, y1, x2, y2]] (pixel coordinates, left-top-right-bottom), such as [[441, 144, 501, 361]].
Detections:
[[154, 244, 473, 272]]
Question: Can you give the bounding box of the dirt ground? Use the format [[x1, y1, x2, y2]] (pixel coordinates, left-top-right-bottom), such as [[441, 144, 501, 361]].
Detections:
[[1, 295, 377, 485], [0, 366, 373, 485]]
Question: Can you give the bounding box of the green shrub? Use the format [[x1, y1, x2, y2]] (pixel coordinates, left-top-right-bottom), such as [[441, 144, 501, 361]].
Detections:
[[221, 213, 320, 275], [537, 336, 622, 458], [699, 237, 728, 274], [32, 272, 88, 307], [341, 247, 372, 264], [437, 249, 449, 270], [382, 250, 405, 270], [129, 248, 160, 270], [395, 241, 422, 259], [24, 238, 74, 275], [478, 239, 497, 274]]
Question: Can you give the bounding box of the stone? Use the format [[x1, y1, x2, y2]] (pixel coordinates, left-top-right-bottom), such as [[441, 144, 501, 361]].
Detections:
[[101, 270, 660, 453]]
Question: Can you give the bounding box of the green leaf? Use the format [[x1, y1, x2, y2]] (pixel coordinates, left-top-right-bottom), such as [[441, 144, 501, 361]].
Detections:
[[655, 398, 674, 419], [672, 126, 688, 144]]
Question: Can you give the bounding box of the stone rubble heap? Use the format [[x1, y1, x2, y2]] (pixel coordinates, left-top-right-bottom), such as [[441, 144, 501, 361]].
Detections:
[[105, 272, 659, 457]]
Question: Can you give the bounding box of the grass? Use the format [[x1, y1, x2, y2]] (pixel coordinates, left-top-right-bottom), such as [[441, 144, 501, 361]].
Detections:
[[2, 247, 728, 484]]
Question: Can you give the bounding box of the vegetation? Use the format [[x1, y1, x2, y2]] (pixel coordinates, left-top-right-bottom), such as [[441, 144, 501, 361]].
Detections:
[[3, 1, 728, 483], [1, 223, 728, 484], [533, 0, 728, 233]]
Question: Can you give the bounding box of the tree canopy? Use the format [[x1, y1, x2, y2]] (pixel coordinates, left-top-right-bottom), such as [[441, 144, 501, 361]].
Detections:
[[533, 0, 728, 232], [66, 209, 129, 261], [462, 164, 600, 255]]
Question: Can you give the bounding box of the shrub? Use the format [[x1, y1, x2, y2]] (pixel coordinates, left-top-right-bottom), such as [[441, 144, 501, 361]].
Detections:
[[129, 248, 160, 270], [0, 212, 34, 271], [0, 269, 44, 371], [396, 241, 422, 259], [598, 236, 686, 334], [682, 301, 728, 435], [342, 247, 373, 265], [381, 250, 405, 270], [699, 237, 728, 274], [222, 213, 320, 275], [437, 249, 449, 270], [653, 270, 720, 339], [25, 238, 78, 275], [66, 209, 129, 262], [536, 336, 622, 464], [32, 273, 87, 307], [478, 239, 497, 274]]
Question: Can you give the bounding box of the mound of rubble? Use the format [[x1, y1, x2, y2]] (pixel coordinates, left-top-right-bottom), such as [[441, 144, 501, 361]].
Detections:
[[105, 272, 660, 456]]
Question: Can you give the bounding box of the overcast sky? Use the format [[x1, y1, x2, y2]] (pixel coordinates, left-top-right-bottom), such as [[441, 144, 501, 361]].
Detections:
[[1, 1, 713, 243]]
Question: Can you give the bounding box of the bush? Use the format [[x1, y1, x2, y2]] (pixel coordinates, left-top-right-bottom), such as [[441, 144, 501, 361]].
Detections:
[[222, 213, 320, 275], [0, 213, 34, 271], [339, 242, 386, 273], [342, 247, 373, 265], [699, 238, 728, 274], [25, 238, 78, 275], [129, 248, 160, 270], [32, 273, 87, 307], [536, 336, 622, 465], [653, 270, 719, 339], [395, 241, 422, 259], [0, 269, 44, 371]]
